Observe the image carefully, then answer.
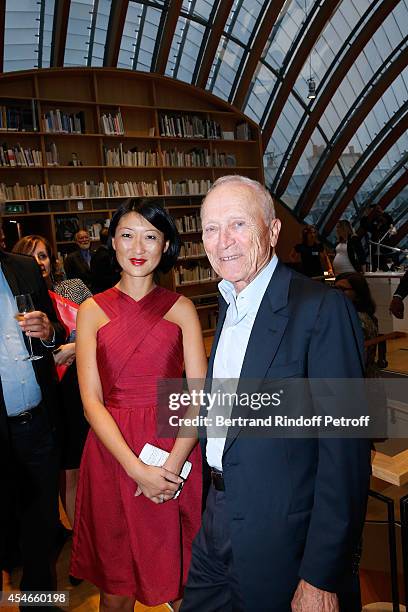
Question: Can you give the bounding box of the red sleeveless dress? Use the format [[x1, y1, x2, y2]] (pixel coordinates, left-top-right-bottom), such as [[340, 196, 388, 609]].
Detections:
[[70, 286, 202, 604]]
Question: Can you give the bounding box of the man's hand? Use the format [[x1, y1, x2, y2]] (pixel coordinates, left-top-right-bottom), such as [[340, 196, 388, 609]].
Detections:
[[19, 310, 54, 341], [53, 342, 76, 366], [390, 296, 404, 319], [291, 579, 339, 611]]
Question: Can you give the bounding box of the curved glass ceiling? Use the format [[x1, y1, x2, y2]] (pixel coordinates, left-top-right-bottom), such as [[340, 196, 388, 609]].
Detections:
[[1, 0, 408, 246]]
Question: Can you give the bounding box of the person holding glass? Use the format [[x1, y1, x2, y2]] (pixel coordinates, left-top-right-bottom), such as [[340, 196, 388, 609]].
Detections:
[[12, 234, 91, 530], [0, 199, 65, 596], [70, 198, 206, 611]]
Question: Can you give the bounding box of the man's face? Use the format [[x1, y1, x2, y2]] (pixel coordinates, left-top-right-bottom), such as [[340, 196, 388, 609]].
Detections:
[[76, 231, 91, 250], [201, 183, 281, 293]]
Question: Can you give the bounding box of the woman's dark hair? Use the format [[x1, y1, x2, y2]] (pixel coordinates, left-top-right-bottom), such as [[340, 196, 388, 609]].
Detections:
[[335, 272, 376, 316], [302, 224, 318, 245], [12, 234, 64, 283], [109, 198, 181, 273]]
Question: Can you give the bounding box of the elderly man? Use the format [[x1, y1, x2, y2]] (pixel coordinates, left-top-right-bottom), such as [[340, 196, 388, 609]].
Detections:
[[181, 176, 371, 612], [64, 229, 94, 289], [0, 200, 65, 595]]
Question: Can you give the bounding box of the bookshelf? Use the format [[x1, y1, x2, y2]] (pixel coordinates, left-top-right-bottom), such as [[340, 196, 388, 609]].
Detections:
[[0, 68, 263, 335]]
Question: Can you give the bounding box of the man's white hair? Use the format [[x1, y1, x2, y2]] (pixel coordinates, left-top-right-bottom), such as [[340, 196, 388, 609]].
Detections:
[[201, 175, 275, 225]]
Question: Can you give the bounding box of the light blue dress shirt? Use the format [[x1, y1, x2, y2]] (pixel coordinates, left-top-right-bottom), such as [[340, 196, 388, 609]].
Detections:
[[0, 265, 42, 416], [206, 255, 278, 470]]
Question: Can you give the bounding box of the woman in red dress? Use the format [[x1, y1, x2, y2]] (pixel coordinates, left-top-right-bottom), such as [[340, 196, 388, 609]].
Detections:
[[70, 199, 206, 611]]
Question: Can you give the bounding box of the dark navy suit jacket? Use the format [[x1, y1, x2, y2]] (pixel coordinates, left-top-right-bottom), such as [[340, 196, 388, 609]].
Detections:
[[201, 261, 371, 610]]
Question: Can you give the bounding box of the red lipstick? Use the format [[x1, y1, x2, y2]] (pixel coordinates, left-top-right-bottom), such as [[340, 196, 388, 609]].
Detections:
[[130, 258, 146, 266]]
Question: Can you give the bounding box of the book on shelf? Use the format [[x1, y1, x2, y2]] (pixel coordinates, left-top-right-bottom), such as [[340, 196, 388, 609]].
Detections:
[[174, 263, 218, 285], [1, 182, 48, 200], [100, 109, 124, 135], [45, 142, 59, 166], [41, 109, 85, 134], [174, 214, 202, 233], [164, 179, 212, 196], [159, 113, 222, 139], [235, 121, 252, 140], [103, 143, 158, 167], [179, 240, 206, 258], [49, 181, 105, 199], [0, 143, 43, 167], [106, 180, 158, 197], [0, 100, 37, 132]]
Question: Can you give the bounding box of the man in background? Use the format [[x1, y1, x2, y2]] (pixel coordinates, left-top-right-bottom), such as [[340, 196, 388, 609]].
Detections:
[[0, 199, 65, 597], [64, 229, 94, 290], [390, 270, 408, 319], [90, 227, 120, 294]]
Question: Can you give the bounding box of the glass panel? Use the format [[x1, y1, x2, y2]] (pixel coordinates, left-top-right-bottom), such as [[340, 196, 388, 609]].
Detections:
[[165, 17, 205, 82], [210, 38, 245, 100], [117, 1, 143, 69], [64, 0, 94, 67], [182, 0, 212, 21], [133, 5, 163, 71], [42, 0, 56, 68], [4, 0, 51, 72], [89, 0, 111, 66], [228, 0, 264, 47], [244, 63, 278, 125]]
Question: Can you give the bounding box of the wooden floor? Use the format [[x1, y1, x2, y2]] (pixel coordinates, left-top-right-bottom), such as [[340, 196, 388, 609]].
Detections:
[[1, 533, 171, 611], [2, 337, 407, 610]]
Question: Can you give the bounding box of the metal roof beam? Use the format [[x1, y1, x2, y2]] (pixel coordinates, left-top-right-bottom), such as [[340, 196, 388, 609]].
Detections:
[[296, 41, 408, 219], [50, 0, 71, 67], [103, 0, 129, 66], [274, 0, 398, 198], [195, 0, 233, 90], [231, 0, 286, 109], [152, 0, 183, 73], [320, 107, 408, 234], [261, 0, 340, 149]]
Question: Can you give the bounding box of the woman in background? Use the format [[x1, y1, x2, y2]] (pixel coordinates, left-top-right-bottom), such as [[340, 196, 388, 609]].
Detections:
[[12, 235, 91, 527], [289, 224, 333, 278], [335, 272, 379, 377], [333, 219, 366, 276], [70, 199, 206, 611]]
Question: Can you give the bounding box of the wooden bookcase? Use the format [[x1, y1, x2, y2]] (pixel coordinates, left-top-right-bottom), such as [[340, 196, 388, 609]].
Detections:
[[0, 68, 263, 335]]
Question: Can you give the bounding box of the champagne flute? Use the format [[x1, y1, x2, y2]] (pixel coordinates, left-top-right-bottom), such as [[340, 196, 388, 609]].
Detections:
[[15, 294, 43, 361]]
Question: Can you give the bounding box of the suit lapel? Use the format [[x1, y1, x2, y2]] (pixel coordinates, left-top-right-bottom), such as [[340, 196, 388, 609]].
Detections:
[[223, 261, 291, 456], [0, 252, 21, 296]]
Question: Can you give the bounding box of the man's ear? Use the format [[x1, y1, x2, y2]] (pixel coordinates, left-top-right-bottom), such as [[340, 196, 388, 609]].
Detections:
[[269, 218, 281, 248], [163, 239, 170, 253]]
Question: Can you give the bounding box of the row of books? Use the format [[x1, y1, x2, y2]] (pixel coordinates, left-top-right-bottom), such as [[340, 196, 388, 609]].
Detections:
[[48, 182, 105, 199], [159, 114, 222, 139], [174, 214, 202, 233], [103, 144, 158, 167], [174, 263, 218, 285], [164, 179, 212, 196], [0, 102, 37, 132], [100, 110, 124, 135], [0, 144, 43, 167], [41, 110, 85, 134], [1, 182, 48, 200], [179, 241, 206, 258], [160, 148, 236, 167], [106, 180, 159, 197]]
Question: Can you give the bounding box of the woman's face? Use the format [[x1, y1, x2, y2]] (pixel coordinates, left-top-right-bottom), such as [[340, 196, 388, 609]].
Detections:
[[32, 240, 51, 278], [112, 212, 168, 278]]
